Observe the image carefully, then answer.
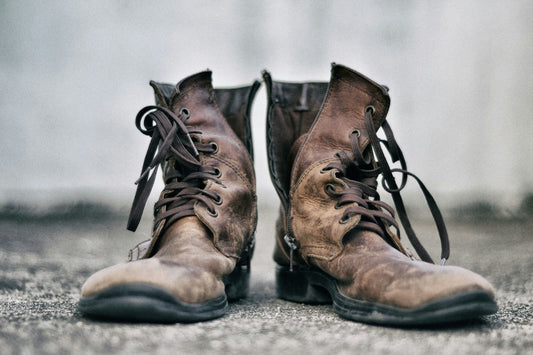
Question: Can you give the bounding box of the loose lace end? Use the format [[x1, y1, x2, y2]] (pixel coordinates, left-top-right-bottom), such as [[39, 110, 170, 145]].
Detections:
[[135, 167, 151, 185]]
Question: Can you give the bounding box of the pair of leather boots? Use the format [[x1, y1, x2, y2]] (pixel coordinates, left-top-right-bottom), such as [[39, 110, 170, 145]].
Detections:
[[79, 64, 497, 326]]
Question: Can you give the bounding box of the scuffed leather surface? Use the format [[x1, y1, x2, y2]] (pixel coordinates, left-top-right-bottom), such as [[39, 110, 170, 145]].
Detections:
[[150, 80, 260, 158], [82, 71, 257, 305], [314, 230, 495, 309], [165, 71, 256, 259], [289, 65, 389, 261], [82, 217, 234, 303], [291, 162, 362, 262], [267, 63, 496, 310], [264, 73, 328, 267], [290, 65, 389, 189]]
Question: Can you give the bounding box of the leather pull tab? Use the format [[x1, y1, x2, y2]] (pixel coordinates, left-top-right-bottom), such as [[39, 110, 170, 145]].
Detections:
[[295, 83, 309, 112]]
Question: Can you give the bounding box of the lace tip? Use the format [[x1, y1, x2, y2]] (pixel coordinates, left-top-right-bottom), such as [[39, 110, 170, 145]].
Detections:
[[134, 168, 151, 185], [440, 258, 447, 266]]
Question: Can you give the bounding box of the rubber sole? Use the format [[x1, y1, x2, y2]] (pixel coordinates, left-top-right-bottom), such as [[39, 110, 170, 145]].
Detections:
[[276, 265, 498, 326], [79, 264, 250, 323]]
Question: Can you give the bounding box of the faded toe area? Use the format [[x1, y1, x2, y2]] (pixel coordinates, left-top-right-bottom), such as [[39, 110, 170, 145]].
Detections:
[[81, 257, 225, 304], [327, 231, 496, 310]]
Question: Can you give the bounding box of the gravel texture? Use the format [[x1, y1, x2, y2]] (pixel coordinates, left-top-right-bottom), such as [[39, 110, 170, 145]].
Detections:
[[0, 202, 531, 355]]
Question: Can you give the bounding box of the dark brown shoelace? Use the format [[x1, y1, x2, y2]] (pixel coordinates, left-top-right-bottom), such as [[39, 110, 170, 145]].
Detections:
[[325, 107, 450, 264], [127, 106, 221, 234]]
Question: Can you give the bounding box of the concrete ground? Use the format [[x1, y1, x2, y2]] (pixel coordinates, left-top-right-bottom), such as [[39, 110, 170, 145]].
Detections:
[[0, 202, 531, 355]]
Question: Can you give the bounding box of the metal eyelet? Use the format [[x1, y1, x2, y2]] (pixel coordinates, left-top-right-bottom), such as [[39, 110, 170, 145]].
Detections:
[[213, 167, 222, 178], [213, 195, 223, 205], [351, 129, 361, 138], [209, 142, 219, 154], [324, 184, 336, 196], [339, 215, 351, 224], [207, 209, 218, 217], [179, 107, 190, 117], [365, 105, 376, 114]]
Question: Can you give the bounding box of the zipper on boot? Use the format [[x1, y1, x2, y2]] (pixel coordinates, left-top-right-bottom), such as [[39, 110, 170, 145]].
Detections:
[[283, 233, 298, 272]]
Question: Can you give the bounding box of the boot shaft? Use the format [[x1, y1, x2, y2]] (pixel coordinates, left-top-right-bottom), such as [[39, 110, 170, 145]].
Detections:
[[263, 71, 328, 210], [130, 71, 259, 260], [289, 64, 390, 187], [264, 65, 397, 263], [81, 72, 260, 323], [150, 79, 260, 159], [264, 64, 389, 209], [265, 63, 449, 265]]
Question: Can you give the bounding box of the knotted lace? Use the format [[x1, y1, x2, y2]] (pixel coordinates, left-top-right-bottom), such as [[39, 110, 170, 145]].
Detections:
[[324, 107, 450, 264], [127, 106, 222, 233]]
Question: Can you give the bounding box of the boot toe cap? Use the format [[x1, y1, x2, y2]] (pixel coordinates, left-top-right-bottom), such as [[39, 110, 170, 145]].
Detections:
[[381, 263, 496, 309], [81, 258, 225, 304]]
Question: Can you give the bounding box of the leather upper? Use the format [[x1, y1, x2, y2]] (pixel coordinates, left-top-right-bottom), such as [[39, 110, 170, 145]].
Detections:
[[265, 64, 496, 309]]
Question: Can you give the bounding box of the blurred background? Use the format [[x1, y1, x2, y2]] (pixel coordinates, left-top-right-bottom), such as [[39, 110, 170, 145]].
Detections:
[[1, 0, 533, 219]]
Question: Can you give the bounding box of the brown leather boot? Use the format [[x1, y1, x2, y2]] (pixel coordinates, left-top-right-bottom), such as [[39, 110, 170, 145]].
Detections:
[[79, 71, 259, 323], [263, 64, 497, 326]]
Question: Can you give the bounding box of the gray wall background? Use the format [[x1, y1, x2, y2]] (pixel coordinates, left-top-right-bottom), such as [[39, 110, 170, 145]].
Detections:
[[2, 0, 532, 214]]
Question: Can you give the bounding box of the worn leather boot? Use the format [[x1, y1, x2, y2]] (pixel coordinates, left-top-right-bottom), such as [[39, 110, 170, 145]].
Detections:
[[79, 71, 260, 323], [263, 64, 497, 326]]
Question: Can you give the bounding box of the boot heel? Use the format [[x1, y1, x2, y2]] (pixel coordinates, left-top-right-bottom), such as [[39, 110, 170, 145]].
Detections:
[[276, 266, 332, 304], [223, 264, 250, 301]]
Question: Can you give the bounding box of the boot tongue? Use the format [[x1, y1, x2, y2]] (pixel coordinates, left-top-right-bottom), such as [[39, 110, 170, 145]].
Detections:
[[128, 216, 213, 261], [288, 134, 307, 170], [154, 216, 213, 257], [148, 71, 213, 111], [214, 81, 261, 158], [149, 81, 175, 107], [152, 78, 260, 159]]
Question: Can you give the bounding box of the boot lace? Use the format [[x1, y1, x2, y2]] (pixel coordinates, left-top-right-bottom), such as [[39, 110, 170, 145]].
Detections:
[[324, 106, 450, 264], [127, 106, 222, 234]]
